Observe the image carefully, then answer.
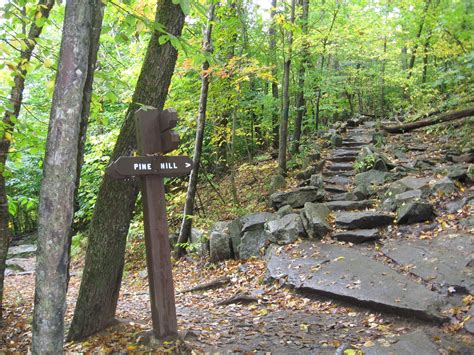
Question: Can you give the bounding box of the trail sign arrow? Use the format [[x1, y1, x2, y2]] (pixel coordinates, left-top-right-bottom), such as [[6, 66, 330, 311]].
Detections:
[[107, 155, 193, 179]]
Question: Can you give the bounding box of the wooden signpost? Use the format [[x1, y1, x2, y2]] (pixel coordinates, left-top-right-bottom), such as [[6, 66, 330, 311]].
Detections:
[[107, 107, 193, 339]]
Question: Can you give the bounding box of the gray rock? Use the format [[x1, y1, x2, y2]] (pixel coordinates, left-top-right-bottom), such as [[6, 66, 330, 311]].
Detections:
[[431, 176, 457, 195], [309, 174, 324, 189], [330, 134, 343, 147], [241, 212, 276, 233], [383, 234, 474, 294], [354, 170, 388, 191], [395, 189, 422, 203], [228, 219, 243, 259], [296, 161, 325, 180], [239, 229, 270, 259], [209, 228, 232, 262], [7, 244, 36, 256], [333, 229, 379, 243], [269, 174, 286, 194], [324, 200, 374, 211], [335, 211, 393, 229], [276, 204, 293, 218], [270, 187, 325, 209], [397, 176, 431, 191], [266, 242, 446, 322], [327, 162, 353, 172], [396, 202, 434, 225], [266, 213, 306, 245], [6, 257, 36, 275], [300, 202, 331, 238], [448, 165, 469, 182], [363, 330, 439, 355]]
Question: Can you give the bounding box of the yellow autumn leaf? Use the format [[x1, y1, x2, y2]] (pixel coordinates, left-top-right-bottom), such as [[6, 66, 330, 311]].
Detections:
[[44, 58, 53, 68]]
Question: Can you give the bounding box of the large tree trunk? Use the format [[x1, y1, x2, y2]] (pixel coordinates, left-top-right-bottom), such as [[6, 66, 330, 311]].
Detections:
[[383, 107, 474, 133], [291, 0, 309, 154], [32, 1, 94, 352], [269, 0, 279, 150], [68, 0, 185, 341], [0, 0, 55, 321], [278, 0, 296, 176], [176, 2, 217, 257]]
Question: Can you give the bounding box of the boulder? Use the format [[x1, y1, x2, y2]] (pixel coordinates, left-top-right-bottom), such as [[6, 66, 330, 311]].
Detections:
[[330, 134, 343, 147], [209, 228, 232, 262], [228, 219, 243, 259], [335, 211, 393, 229], [266, 213, 306, 245], [396, 202, 434, 225], [309, 174, 324, 189], [269, 174, 286, 194], [241, 212, 276, 233], [296, 160, 325, 180], [430, 176, 457, 195], [276, 204, 293, 218], [300, 202, 331, 238], [397, 176, 431, 191], [189, 228, 209, 256], [239, 229, 270, 259], [270, 187, 325, 209]]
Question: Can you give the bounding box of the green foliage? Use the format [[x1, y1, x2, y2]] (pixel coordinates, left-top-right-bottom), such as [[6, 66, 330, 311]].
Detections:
[[354, 153, 377, 173]]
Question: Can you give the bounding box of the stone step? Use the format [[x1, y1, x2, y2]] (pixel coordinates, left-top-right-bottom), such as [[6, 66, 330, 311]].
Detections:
[[342, 141, 366, 148], [267, 242, 447, 323], [327, 155, 356, 163], [331, 149, 359, 157], [324, 184, 348, 194], [323, 170, 355, 177], [327, 162, 354, 171], [333, 228, 379, 243], [323, 176, 352, 186], [335, 211, 393, 229], [325, 200, 374, 211]]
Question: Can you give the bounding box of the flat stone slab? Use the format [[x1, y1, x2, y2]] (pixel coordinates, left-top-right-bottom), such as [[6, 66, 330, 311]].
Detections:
[[270, 187, 325, 210], [6, 257, 36, 275], [324, 184, 347, 194], [7, 244, 37, 256], [383, 233, 474, 294], [327, 162, 354, 171], [327, 155, 356, 163], [325, 200, 373, 211], [331, 149, 359, 158], [335, 211, 393, 229], [363, 330, 439, 355], [266, 242, 446, 322], [324, 176, 352, 185], [333, 229, 379, 243]]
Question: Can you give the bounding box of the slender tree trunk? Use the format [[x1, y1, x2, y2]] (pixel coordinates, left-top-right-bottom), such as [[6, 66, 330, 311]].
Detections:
[[278, 0, 296, 175], [269, 0, 279, 150], [380, 36, 387, 118], [407, 0, 431, 79], [32, 1, 93, 352], [422, 31, 431, 84], [291, 0, 309, 154], [68, 0, 185, 341], [0, 0, 54, 321], [176, 2, 216, 257]]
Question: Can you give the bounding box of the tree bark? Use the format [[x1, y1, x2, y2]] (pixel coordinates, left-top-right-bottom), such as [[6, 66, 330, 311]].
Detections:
[[269, 0, 279, 150], [291, 0, 309, 154], [278, 0, 296, 175], [407, 0, 431, 79], [176, 2, 217, 257], [0, 0, 55, 321], [32, 1, 93, 352], [382, 107, 474, 133], [68, 0, 185, 341]]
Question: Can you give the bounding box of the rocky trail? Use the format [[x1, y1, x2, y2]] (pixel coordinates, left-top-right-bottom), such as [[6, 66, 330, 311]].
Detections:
[[2, 118, 473, 353]]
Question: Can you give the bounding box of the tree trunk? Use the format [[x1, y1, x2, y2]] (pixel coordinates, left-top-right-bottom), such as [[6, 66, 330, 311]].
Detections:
[[278, 0, 296, 175], [269, 0, 279, 150], [68, 0, 185, 341], [383, 107, 474, 133], [32, 1, 93, 352], [407, 0, 431, 79], [422, 31, 431, 84], [291, 0, 309, 154], [380, 36, 387, 118], [0, 0, 55, 321], [176, 2, 216, 257]]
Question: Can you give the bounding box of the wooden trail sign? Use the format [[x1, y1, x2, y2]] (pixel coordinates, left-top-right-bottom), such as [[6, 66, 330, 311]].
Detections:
[[106, 107, 192, 339]]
